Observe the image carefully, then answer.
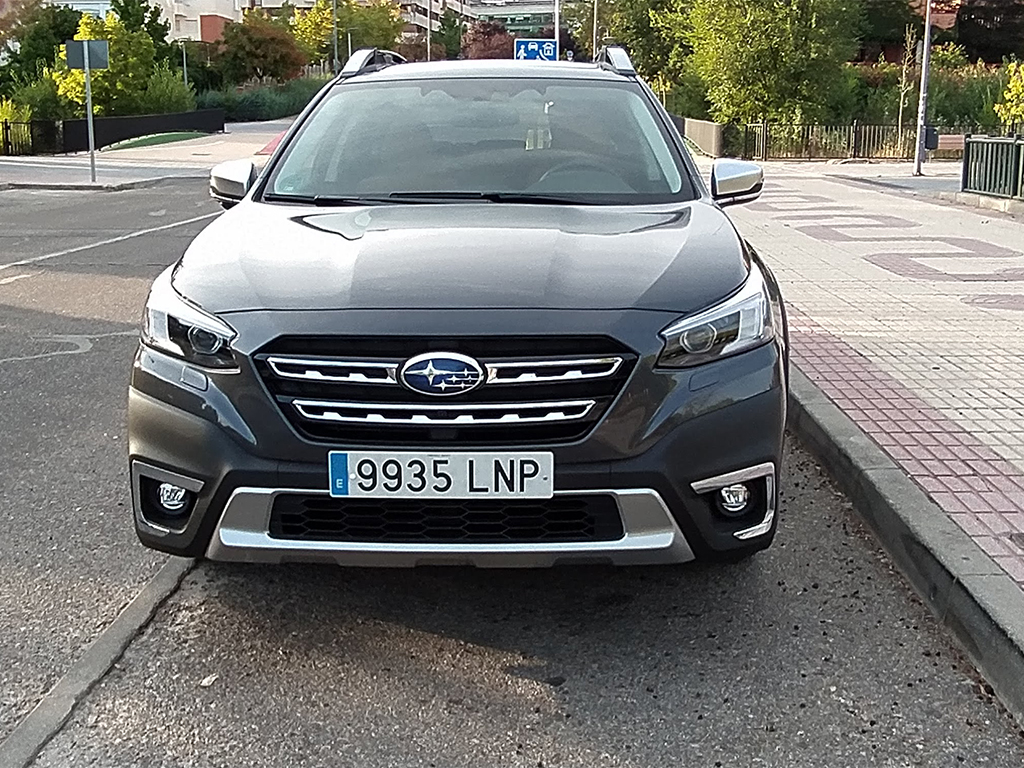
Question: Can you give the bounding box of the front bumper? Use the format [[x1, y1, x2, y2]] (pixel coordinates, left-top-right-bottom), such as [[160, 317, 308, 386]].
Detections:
[[128, 318, 786, 566]]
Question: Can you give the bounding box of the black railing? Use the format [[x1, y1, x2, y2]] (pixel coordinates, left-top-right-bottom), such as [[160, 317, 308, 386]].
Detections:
[[1, 120, 63, 156], [740, 123, 980, 161], [962, 134, 1024, 200]]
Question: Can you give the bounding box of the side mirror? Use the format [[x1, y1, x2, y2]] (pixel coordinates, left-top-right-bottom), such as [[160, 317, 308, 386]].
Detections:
[[710, 159, 764, 207], [210, 160, 257, 208]]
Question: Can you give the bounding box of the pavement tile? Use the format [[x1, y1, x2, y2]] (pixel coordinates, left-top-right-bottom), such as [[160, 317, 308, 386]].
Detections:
[[733, 174, 1024, 589]]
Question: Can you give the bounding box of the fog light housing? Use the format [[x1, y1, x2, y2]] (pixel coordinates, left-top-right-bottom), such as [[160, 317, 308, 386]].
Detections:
[[718, 484, 751, 516], [157, 483, 190, 514]]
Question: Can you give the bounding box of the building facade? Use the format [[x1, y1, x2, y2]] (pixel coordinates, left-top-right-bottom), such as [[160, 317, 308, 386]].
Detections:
[[471, 0, 551, 34]]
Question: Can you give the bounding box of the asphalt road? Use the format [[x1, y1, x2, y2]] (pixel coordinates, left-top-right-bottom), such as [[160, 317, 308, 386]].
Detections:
[[2, 180, 1024, 767]]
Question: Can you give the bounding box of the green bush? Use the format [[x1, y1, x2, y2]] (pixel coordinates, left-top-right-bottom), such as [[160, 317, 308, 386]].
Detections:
[[196, 77, 328, 121], [10, 75, 74, 120], [0, 97, 32, 121], [139, 65, 197, 115]]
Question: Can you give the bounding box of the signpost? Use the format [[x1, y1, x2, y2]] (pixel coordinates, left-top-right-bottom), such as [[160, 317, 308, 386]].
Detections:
[[514, 39, 558, 61], [66, 39, 109, 184]]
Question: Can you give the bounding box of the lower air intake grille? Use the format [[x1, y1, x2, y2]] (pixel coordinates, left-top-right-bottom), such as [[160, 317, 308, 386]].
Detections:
[[268, 494, 625, 544]]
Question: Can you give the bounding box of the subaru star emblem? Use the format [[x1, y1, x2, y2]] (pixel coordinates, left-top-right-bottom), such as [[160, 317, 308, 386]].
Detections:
[[399, 352, 485, 397]]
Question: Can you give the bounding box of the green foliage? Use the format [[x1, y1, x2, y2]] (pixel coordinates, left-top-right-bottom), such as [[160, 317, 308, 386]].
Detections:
[[0, 3, 81, 91], [217, 12, 307, 84], [561, 0, 614, 60], [53, 13, 157, 116], [994, 61, 1024, 125], [110, 0, 172, 62], [291, 0, 404, 64], [196, 77, 327, 121], [437, 9, 464, 60], [685, 0, 862, 122], [607, 0, 679, 80], [0, 96, 32, 121], [930, 42, 970, 70], [859, 0, 920, 51], [139, 64, 196, 114], [10, 71, 74, 119]]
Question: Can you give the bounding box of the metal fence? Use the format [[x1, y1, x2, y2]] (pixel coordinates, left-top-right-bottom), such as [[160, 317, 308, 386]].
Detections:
[[1, 120, 63, 156], [740, 123, 979, 161], [962, 134, 1024, 200]]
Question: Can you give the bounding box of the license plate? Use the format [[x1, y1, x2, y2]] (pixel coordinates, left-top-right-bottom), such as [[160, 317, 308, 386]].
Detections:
[[328, 451, 554, 499]]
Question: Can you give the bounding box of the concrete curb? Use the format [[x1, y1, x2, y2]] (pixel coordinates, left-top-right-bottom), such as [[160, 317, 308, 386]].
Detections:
[[0, 176, 207, 193], [788, 366, 1024, 729], [933, 190, 1024, 216], [0, 557, 194, 768]]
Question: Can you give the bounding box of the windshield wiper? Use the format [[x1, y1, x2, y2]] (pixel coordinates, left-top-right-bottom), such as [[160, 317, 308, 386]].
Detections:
[[262, 193, 401, 206], [388, 191, 591, 205]]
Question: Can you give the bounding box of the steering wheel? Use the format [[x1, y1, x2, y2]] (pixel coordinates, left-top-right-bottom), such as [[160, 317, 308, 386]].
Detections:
[[536, 159, 622, 184]]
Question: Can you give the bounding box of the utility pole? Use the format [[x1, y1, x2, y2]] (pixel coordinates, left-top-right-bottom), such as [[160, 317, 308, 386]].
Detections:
[[913, 0, 933, 176], [592, 0, 597, 59], [426, 0, 432, 61], [332, 0, 339, 73], [553, 0, 560, 60]]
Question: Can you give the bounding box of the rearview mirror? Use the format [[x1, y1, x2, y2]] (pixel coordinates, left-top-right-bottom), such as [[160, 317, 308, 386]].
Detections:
[[210, 160, 257, 208], [710, 159, 764, 207]]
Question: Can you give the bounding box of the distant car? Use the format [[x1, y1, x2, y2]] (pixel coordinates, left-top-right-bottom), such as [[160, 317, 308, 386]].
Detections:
[[129, 47, 787, 567]]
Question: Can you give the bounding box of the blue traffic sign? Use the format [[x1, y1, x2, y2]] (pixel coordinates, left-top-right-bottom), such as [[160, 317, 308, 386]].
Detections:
[[514, 38, 558, 61]]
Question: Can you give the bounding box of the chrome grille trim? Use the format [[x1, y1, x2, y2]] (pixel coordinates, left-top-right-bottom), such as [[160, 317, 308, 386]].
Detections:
[[291, 399, 596, 425], [264, 355, 625, 386], [266, 356, 398, 384], [486, 357, 624, 384]]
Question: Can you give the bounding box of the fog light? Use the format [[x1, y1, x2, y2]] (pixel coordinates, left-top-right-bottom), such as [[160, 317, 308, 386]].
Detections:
[[718, 484, 751, 514], [157, 483, 189, 514]]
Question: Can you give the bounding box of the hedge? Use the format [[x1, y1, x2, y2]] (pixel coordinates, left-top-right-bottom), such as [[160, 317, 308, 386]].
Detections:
[[196, 77, 329, 122]]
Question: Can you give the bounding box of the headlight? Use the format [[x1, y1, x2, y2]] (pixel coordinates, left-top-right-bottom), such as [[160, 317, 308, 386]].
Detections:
[[658, 260, 775, 368], [141, 266, 238, 369]]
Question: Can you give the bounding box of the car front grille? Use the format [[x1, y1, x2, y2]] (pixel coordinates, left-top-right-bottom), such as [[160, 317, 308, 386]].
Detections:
[[254, 336, 636, 446], [268, 493, 625, 544]]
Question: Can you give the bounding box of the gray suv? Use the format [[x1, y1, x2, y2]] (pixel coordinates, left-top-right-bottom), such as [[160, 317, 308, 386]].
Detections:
[[129, 47, 787, 566]]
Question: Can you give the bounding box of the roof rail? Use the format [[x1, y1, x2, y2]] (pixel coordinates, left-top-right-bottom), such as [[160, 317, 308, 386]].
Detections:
[[339, 48, 407, 78], [595, 45, 636, 76]]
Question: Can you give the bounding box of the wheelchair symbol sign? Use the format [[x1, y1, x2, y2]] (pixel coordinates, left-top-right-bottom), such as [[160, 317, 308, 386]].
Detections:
[[514, 39, 559, 61]]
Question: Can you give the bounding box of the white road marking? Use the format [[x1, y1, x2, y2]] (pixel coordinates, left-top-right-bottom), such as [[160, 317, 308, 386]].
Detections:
[[0, 331, 137, 366], [0, 212, 219, 272], [0, 274, 33, 285]]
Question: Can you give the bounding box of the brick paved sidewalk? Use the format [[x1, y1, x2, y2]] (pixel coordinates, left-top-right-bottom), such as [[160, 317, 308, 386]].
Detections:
[[727, 164, 1024, 587]]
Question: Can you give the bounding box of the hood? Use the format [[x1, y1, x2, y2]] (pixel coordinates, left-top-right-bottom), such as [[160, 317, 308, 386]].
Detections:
[[174, 201, 748, 315]]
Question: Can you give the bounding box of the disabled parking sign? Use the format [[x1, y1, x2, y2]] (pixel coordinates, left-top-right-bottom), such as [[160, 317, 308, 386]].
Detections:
[[514, 38, 558, 61]]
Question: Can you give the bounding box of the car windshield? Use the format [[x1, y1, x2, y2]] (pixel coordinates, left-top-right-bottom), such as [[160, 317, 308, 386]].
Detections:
[[264, 77, 696, 205]]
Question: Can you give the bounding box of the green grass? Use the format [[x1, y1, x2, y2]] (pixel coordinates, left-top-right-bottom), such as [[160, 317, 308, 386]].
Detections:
[[106, 131, 208, 150]]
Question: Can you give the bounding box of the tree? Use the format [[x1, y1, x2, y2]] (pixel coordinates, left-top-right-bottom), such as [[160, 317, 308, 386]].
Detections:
[[110, 0, 173, 63], [956, 0, 1024, 62], [53, 12, 156, 116], [436, 8, 463, 59], [685, 0, 862, 123], [995, 61, 1024, 126], [217, 12, 307, 84], [461, 20, 513, 59], [291, 0, 403, 65], [1, 2, 81, 87], [859, 0, 920, 58], [605, 0, 679, 80], [561, 0, 614, 59], [897, 24, 918, 128]]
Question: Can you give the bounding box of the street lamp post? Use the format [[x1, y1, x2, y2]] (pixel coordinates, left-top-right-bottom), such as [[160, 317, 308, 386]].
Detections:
[[592, 0, 597, 59], [913, 0, 934, 176], [180, 40, 188, 89], [553, 0, 560, 60], [426, 0, 432, 62]]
